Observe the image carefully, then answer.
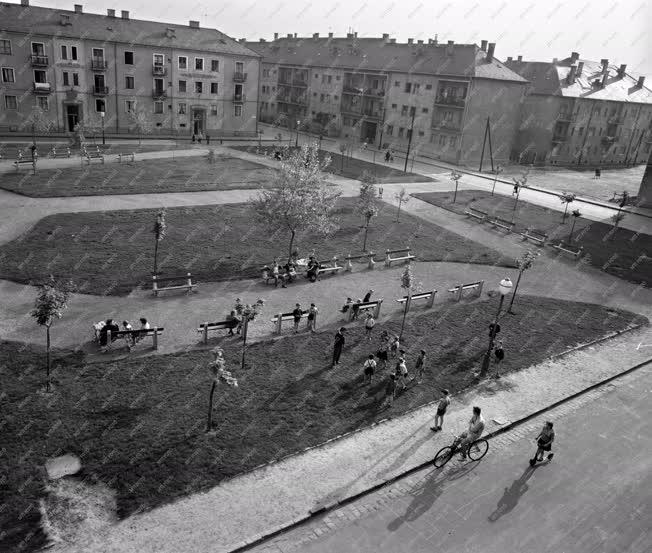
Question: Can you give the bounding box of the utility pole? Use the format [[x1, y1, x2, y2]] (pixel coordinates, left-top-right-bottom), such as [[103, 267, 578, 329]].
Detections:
[[577, 100, 595, 166], [479, 117, 488, 171], [404, 108, 416, 172]]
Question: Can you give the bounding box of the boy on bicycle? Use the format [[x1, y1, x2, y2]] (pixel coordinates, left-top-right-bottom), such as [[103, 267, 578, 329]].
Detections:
[[458, 406, 485, 459]]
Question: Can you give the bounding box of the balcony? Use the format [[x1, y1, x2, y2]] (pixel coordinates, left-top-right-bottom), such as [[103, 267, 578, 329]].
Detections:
[[434, 96, 466, 108], [556, 113, 575, 122], [551, 134, 568, 143], [152, 89, 167, 99], [153, 65, 167, 76], [30, 54, 49, 67], [32, 82, 52, 94], [92, 85, 109, 96], [608, 115, 623, 125], [341, 105, 363, 116], [233, 72, 247, 82], [90, 59, 108, 71], [362, 108, 383, 119], [278, 95, 307, 106], [431, 120, 462, 132], [291, 78, 308, 87], [343, 84, 364, 94], [601, 136, 617, 145], [232, 93, 246, 103]]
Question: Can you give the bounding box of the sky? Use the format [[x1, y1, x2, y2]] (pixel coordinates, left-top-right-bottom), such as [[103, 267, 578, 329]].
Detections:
[[13, 0, 652, 80]]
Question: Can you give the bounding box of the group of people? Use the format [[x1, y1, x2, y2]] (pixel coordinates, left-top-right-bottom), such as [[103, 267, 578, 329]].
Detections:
[[291, 302, 318, 333], [94, 317, 150, 348], [262, 254, 323, 288], [341, 289, 374, 320]]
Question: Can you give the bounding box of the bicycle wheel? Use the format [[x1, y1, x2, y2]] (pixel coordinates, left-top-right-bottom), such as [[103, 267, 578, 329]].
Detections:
[[468, 439, 489, 461], [433, 446, 454, 468]]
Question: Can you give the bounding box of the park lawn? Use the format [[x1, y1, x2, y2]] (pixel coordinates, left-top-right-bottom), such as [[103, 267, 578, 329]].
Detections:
[[0, 155, 276, 197], [230, 145, 435, 183], [413, 189, 652, 287], [0, 198, 516, 296], [0, 296, 644, 552]]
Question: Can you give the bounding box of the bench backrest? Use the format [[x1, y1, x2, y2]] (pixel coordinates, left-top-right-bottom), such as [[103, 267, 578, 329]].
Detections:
[[199, 320, 230, 329], [493, 217, 514, 225], [356, 301, 380, 309], [461, 281, 483, 289], [153, 274, 192, 283], [346, 253, 374, 260], [469, 207, 487, 214], [386, 248, 411, 255], [114, 327, 164, 336]]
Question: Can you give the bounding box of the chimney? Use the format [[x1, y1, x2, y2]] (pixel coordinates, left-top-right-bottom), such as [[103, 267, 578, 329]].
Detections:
[[552, 58, 558, 64], [121, 10, 129, 19], [447, 40, 454, 45], [567, 65, 577, 84], [239, 38, 246, 43], [446, 40, 454, 55], [74, 4, 82, 13], [294, 33, 298, 38], [637, 76, 645, 88], [517, 55, 523, 62], [480, 40, 487, 52], [328, 32, 333, 38], [570, 51, 579, 64], [20, 0, 28, 6], [165, 27, 176, 39], [389, 38, 396, 44], [274, 32, 278, 40], [346, 33, 353, 39], [287, 33, 293, 38], [407, 38, 414, 44], [382, 33, 389, 40], [417, 39, 423, 45], [189, 20, 199, 29], [259, 38, 265, 43], [107, 8, 115, 17], [601, 72, 608, 87], [506, 56, 513, 62], [354, 32, 357, 38], [427, 38, 433, 44], [486, 42, 496, 62], [617, 64, 626, 77], [312, 33, 319, 39], [577, 61, 584, 76], [600, 58, 609, 71]]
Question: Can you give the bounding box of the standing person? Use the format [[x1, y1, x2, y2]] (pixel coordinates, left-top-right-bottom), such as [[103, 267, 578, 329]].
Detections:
[[307, 303, 318, 333], [390, 335, 400, 358], [226, 310, 239, 336], [378, 186, 384, 199], [512, 182, 519, 196], [494, 341, 505, 376], [389, 150, 395, 162], [364, 313, 376, 340], [431, 389, 451, 432], [234, 298, 244, 334], [206, 134, 210, 145], [396, 356, 409, 390], [341, 297, 354, 314], [363, 289, 374, 303], [332, 327, 346, 368], [122, 320, 134, 348], [385, 150, 391, 163], [413, 349, 427, 383], [376, 334, 389, 369], [531, 421, 555, 464], [351, 299, 362, 321], [382, 373, 397, 407], [292, 303, 303, 333], [363, 354, 377, 384]]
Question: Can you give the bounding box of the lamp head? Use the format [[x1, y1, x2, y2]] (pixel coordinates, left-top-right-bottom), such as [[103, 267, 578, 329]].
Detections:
[[498, 278, 513, 296]]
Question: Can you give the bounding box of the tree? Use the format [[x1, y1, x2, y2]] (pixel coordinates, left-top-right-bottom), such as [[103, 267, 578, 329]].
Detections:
[[394, 187, 410, 222], [152, 209, 167, 275], [31, 278, 72, 392], [23, 105, 54, 166], [252, 144, 340, 262], [338, 143, 347, 171], [507, 250, 538, 314], [559, 192, 576, 222], [609, 211, 625, 240], [450, 170, 463, 203], [399, 263, 415, 340], [206, 349, 238, 433], [127, 105, 154, 145], [238, 299, 265, 371], [356, 170, 379, 251], [569, 209, 582, 242]]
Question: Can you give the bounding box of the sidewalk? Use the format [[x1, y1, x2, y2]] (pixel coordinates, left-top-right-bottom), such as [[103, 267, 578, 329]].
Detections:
[[48, 327, 652, 553]]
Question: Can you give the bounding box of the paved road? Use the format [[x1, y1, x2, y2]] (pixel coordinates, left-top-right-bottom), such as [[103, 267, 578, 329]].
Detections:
[[252, 364, 652, 553]]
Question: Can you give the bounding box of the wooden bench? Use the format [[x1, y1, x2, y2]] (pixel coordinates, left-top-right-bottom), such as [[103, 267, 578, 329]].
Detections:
[[270, 310, 309, 334], [552, 243, 583, 260], [197, 320, 238, 343], [489, 216, 515, 233], [395, 290, 437, 312], [49, 147, 72, 158], [448, 280, 484, 302], [152, 273, 198, 296], [520, 228, 548, 246], [83, 147, 105, 164], [344, 252, 376, 271], [13, 152, 36, 171], [465, 207, 488, 222], [315, 258, 343, 280], [106, 327, 164, 351], [384, 248, 415, 267], [117, 152, 135, 163], [347, 299, 383, 322]]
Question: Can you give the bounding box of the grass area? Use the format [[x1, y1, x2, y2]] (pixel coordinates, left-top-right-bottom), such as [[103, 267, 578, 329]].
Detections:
[[0, 142, 190, 158], [0, 155, 275, 197], [230, 145, 435, 184], [0, 296, 644, 552], [413, 189, 652, 287], [0, 198, 516, 296]]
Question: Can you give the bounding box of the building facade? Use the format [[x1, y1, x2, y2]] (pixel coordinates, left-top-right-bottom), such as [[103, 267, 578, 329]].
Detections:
[[0, 1, 260, 137]]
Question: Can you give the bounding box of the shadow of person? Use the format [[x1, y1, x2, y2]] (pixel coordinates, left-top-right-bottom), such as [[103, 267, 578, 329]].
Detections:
[[488, 465, 537, 522], [387, 471, 446, 532]]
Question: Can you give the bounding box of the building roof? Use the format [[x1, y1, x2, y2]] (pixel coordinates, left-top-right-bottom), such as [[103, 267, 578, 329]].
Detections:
[[246, 37, 528, 83], [0, 2, 259, 58], [505, 58, 652, 104]]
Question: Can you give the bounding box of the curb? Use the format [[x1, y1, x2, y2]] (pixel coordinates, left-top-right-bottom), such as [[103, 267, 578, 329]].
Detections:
[[228, 323, 649, 552]]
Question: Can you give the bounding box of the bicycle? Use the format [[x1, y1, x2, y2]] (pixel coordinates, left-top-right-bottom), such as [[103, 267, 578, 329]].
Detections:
[[432, 433, 489, 468]]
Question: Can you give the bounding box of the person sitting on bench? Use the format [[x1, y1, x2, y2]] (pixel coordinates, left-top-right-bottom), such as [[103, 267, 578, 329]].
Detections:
[[306, 256, 320, 283], [341, 297, 354, 313], [99, 319, 120, 346], [122, 320, 134, 346], [133, 317, 150, 345], [351, 299, 362, 320], [226, 310, 240, 336]]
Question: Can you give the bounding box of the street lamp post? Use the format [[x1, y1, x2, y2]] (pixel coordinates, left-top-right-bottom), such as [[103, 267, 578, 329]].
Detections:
[[480, 278, 513, 377], [100, 111, 105, 146], [240, 299, 265, 371], [295, 119, 300, 147]]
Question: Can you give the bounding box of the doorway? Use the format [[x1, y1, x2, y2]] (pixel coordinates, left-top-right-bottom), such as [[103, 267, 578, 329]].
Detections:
[[66, 105, 79, 132], [192, 109, 205, 136], [362, 121, 377, 144]]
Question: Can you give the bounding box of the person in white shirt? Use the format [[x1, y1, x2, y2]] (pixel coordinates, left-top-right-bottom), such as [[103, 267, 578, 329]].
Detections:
[[363, 354, 377, 384], [458, 406, 485, 459]]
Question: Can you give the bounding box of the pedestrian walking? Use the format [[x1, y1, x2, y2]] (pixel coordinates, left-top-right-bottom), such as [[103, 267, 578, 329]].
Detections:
[[430, 389, 451, 432], [389, 149, 395, 162], [363, 289, 374, 303], [494, 340, 505, 376], [363, 354, 376, 384], [385, 150, 391, 163], [307, 303, 318, 333], [413, 349, 427, 383], [364, 313, 376, 340], [397, 356, 409, 390], [292, 303, 303, 333], [332, 327, 346, 367], [530, 421, 555, 465], [376, 334, 389, 369], [206, 134, 210, 145], [234, 298, 244, 334], [512, 182, 519, 196], [382, 373, 397, 407], [378, 186, 384, 199], [390, 335, 400, 358]]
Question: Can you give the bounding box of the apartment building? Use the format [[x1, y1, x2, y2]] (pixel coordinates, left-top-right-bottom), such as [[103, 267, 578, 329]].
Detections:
[[0, 1, 260, 137], [248, 34, 527, 165], [505, 53, 652, 166]]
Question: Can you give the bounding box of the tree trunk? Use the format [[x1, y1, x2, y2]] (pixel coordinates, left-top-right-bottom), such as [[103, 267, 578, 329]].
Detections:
[[399, 291, 411, 340], [562, 203, 569, 222], [507, 270, 523, 313], [341, 153, 344, 172], [396, 203, 402, 223], [453, 182, 459, 203], [153, 239, 159, 275], [287, 229, 296, 262], [241, 316, 249, 370], [362, 217, 370, 251], [491, 175, 498, 196], [46, 325, 51, 392], [569, 218, 577, 243], [206, 380, 216, 432]]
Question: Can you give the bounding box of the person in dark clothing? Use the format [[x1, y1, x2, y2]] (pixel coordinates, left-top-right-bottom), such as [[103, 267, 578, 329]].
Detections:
[[99, 318, 120, 346], [306, 256, 320, 282], [363, 289, 374, 303], [332, 327, 346, 367], [292, 303, 303, 333], [226, 310, 240, 336], [351, 299, 362, 320], [206, 135, 210, 145], [385, 150, 391, 163]]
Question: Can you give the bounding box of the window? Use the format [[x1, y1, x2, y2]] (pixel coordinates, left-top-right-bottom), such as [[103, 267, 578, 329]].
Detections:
[[5, 95, 17, 109], [263, 68, 270, 77], [334, 95, 338, 100], [1, 67, 15, 83], [313, 92, 317, 97], [125, 100, 135, 113], [211, 104, 218, 115], [178, 102, 186, 114], [235, 61, 244, 73], [211, 59, 219, 72], [387, 125, 394, 136], [178, 80, 186, 93], [154, 101, 163, 114], [62, 71, 69, 86], [398, 127, 405, 138], [125, 76, 134, 89], [124, 51, 134, 65], [95, 99, 105, 112], [422, 107, 428, 113], [418, 130, 424, 137], [413, 83, 420, 93], [72, 73, 79, 86], [210, 82, 218, 94], [314, 73, 319, 78], [92, 48, 104, 59], [234, 104, 242, 116], [320, 93, 325, 102], [61, 45, 67, 60], [336, 75, 340, 80], [153, 53, 164, 67], [392, 103, 397, 109], [328, 75, 332, 83], [195, 81, 203, 93], [405, 82, 412, 93], [33, 70, 47, 83], [409, 106, 416, 116], [178, 56, 187, 70], [32, 42, 45, 55], [38, 96, 49, 110], [449, 136, 457, 147], [394, 81, 400, 87], [401, 105, 408, 116], [425, 83, 432, 90], [71, 46, 78, 60], [439, 135, 447, 146], [195, 57, 204, 71], [0, 39, 11, 55], [578, 127, 584, 136]]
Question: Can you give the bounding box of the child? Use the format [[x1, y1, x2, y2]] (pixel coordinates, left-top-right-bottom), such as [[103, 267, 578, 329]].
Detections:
[[363, 354, 377, 384], [307, 303, 318, 333], [341, 297, 353, 314], [413, 349, 427, 383], [431, 389, 451, 432], [531, 421, 555, 464], [376, 337, 389, 370], [383, 373, 397, 407], [364, 313, 376, 340], [292, 303, 303, 333], [397, 357, 409, 390], [390, 335, 400, 358]]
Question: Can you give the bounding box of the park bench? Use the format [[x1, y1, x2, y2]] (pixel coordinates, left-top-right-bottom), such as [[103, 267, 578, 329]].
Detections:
[[489, 216, 515, 233], [520, 228, 548, 246], [152, 273, 198, 296], [315, 258, 343, 279], [448, 280, 484, 302], [270, 309, 310, 335], [464, 207, 488, 223], [347, 299, 383, 322], [105, 327, 164, 351], [49, 147, 72, 158], [395, 290, 437, 312], [83, 147, 105, 164], [552, 243, 583, 260], [384, 248, 415, 267], [197, 320, 238, 344], [117, 152, 135, 163], [344, 252, 376, 271], [13, 152, 36, 171]]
